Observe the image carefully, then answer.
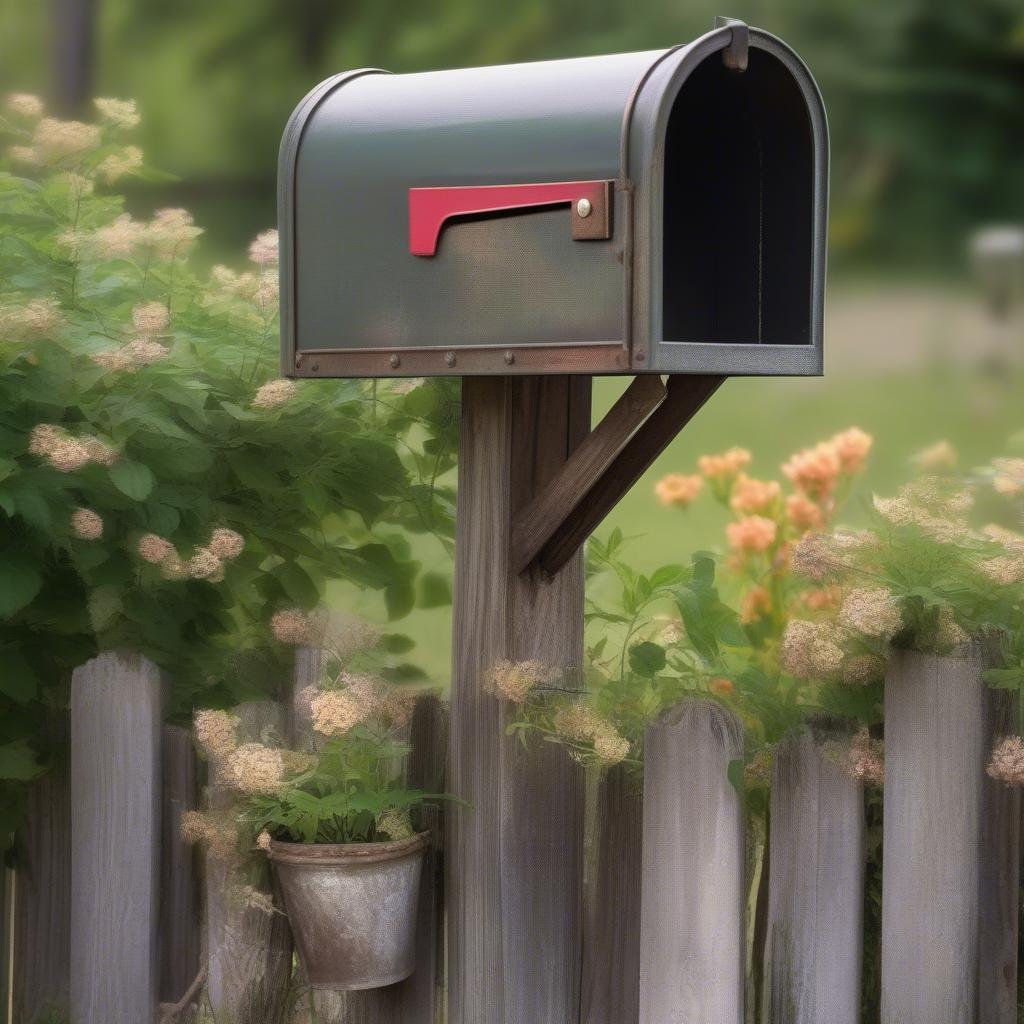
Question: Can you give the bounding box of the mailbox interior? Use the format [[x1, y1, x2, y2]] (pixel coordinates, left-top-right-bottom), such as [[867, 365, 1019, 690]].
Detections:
[[663, 49, 813, 348]]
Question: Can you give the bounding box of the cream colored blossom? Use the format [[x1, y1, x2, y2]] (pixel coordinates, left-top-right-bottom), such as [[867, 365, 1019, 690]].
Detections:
[[46, 436, 90, 472], [980, 555, 1024, 586], [310, 689, 365, 737], [253, 274, 279, 307], [992, 458, 1024, 498], [789, 531, 854, 581], [208, 527, 245, 561], [253, 378, 297, 410], [234, 884, 276, 916], [935, 606, 970, 650], [223, 743, 285, 795], [726, 515, 777, 554], [781, 619, 845, 679], [987, 736, 1024, 787], [376, 808, 414, 841], [271, 608, 325, 645], [94, 97, 140, 130], [324, 612, 383, 662], [983, 524, 1024, 555], [553, 704, 630, 767], [744, 747, 774, 788], [211, 265, 260, 298], [256, 829, 273, 852], [912, 441, 958, 473], [147, 208, 202, 259], [180, 809, 238, 861], [160, 552, 189, 581], [0, 298, 62, 341], [71, 507, 103, 540], [33, 117, 101, 161], [132, 301, 169, 335], [187, 546, 222, 581], [839, 587, 902, 641], [248, 229, 279, 266], [8, 145, 40, 165], [782, 442, 841, 499], [134, 534, 172, 565], [6, 93, 44, 119], [730, 475, 781, 514], [593, 730, 631, 766], [92, 213, 147, 259], [698, 447, 751, 481], [845, 727, 884, 786], [97, 145, 143, 183], [194, 708, 240, 761], [654, 473, 703, 507], [381, 688, 419, 727], [842, 653, 886, 686], [485, 659, 558, 704]]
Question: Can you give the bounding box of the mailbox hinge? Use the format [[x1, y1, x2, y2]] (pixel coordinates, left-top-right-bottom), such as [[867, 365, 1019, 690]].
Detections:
[[510, 373, 724, 577]]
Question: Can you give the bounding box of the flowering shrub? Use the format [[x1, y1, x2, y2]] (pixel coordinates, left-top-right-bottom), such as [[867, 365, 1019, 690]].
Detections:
[[0, 94, 457, 847], [186, 614, 439, 848]]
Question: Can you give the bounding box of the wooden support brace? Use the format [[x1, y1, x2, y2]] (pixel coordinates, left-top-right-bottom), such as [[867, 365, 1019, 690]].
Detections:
[[511, 373, 724, 577]]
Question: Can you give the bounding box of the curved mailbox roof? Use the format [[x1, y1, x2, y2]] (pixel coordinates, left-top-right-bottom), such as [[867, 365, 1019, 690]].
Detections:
[[280, 24, 827, 378]]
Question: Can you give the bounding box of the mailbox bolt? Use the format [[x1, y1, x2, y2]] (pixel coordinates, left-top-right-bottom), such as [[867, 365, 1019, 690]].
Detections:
[[311, 363, 319, 372], [389, 353, 401, 369], [576, 198, 592, 218], [444, 351, 457, 367], [504, 350, 515, 365]]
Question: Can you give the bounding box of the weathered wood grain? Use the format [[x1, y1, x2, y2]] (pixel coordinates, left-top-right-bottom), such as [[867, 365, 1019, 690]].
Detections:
[[639, 700, 745, 1024], [1, 867, 11, 1024], [70, 651, 162, 1024], [159, 724, 201, 1014], [13, 712, 71, 1024], [206, 700, 293, 1024], [534, 374, 723, 576], [510, 374, 665, 572], [764, 729, 864, 1024], [581, 765, 643, 1024], [979, 688, 1020, 1024], [881, 647, 987, 1024], [449, 375, 589, 1024]]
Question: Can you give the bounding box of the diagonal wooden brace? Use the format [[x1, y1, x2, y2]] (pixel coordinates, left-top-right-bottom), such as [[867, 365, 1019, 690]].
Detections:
[[511, 373, 724, 577]]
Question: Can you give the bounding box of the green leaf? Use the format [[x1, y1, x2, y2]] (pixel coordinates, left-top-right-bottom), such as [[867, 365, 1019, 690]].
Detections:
[[0, 458, 17, 484], [229, 451, 281, 492], [727, 758, 746, 800], [0, 652, 37, 704], [385, 581, 416, 621], [279, 561, 320, 607], [380, 633, 415, 654], [628, 641, 667, 678], [417, 572, 452, 608], [0, 739, 44, 781], [0, 551, 42, 617], [109, 459, 154, 500]]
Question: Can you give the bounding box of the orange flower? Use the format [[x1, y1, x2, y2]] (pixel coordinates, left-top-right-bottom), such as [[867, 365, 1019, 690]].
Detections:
[[730, 475, 781, 515], [698, 447, 751, 481], [785, 493, 825, 532], [830, 427, 873, 474], [741, 586, 772, 624], [709, 677, 734, 697], [726, 515, 777, 554], [802, 585, 842, 612], [654, 473, 704, 507], [782, 443, 841, 500]]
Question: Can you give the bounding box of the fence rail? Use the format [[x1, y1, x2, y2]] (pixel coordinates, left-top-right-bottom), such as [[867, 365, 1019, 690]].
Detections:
[[2, 644, 1020, 1023]]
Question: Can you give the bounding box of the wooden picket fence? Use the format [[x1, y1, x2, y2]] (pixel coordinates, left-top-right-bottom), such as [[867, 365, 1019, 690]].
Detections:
[[1, 641, 1019, 1024]]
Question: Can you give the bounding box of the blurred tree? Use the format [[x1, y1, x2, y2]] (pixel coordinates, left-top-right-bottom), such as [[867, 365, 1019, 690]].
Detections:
[[51, 0, 98, 115]]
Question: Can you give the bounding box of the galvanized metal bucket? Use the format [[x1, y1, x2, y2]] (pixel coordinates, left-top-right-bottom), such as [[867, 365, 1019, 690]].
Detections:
[[268, 831, 430, 990]]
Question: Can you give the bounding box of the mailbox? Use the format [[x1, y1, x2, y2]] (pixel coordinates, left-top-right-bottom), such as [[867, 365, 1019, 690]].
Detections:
[[279, 19, 827, 378]]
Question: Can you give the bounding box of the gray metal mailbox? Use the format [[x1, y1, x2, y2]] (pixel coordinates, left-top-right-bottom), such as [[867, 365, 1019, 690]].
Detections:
[[279, 19, 827, 378]]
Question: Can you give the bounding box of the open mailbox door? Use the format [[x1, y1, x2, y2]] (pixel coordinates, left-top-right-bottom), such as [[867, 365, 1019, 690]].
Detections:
[[279, 20, 827, 378]]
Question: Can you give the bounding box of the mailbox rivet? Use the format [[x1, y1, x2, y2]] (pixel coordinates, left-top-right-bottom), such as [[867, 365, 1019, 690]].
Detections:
[[576, 197, 592, 218], [504, 350, 515, 365], [444, 351, 457, 367], [311, 363, 320, 372], [389, 353, 401, 368]]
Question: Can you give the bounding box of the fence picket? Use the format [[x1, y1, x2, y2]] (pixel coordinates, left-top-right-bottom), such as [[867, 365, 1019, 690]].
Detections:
[[881, 647, 987, 1024], [159, 724, 201, 1018], [765, 729, 864, 1024], [70, 651, 162, 1024], [206, 700, 293, 1024], [639, 700, 745, 1024], [980, 688, 1020, 1024], [581, 765, 642, 1024], [13, 712, 71, 1024]]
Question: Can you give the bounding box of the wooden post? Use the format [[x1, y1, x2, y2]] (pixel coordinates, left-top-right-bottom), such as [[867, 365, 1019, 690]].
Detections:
[[581, 765, 643, 1024], [70, 651, 162, 1024], [639, 701, 745, 1024], [980, 688, 1020, 1024], [881, 647, 987, 1024], [449, 375, 590, 1024], [206, 701, 293, 1024], [159, 725, 201, 1015], [764, 729, 864, 1024], [13, 713, 71, 1024]]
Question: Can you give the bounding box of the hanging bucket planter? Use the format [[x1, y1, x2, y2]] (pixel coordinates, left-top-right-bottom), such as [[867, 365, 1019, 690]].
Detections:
[[268, 831, 431, 990]]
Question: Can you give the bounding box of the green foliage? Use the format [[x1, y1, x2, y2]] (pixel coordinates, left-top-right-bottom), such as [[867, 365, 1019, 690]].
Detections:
[[0, 101, 457, 851]]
